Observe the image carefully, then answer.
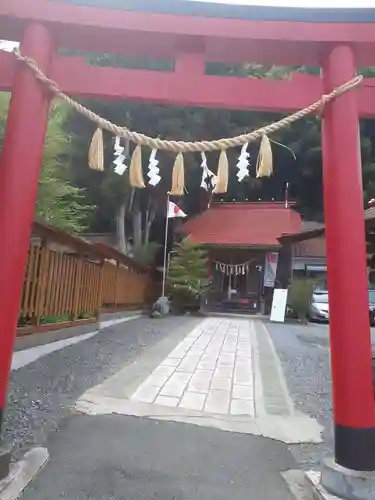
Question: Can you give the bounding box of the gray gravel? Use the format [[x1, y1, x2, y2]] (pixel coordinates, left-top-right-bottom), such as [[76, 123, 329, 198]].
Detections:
[[4, 315, 201, 459], [266, 322, 333, 469]]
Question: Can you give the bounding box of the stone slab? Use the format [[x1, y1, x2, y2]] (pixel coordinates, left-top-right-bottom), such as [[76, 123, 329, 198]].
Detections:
[[188, 370, 213, 393], [230, 399, 255, 416], [211, 377, 232, 391], [205, 390, 230, 414], [233, 385, 254, 400], [131, 383, 160, 403], [179, 392, 206, 411], [0, 447, 49, 500], [155, 396, 180, 407], [160, 372, 191, 398]]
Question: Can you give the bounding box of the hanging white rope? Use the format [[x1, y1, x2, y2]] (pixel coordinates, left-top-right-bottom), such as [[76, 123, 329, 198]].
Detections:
[[214, 259, 256, 276]]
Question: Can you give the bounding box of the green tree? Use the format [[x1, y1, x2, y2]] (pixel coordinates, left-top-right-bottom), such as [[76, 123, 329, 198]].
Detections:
[[168, 237, 208, 310], [0, 92, 9, 139], [36, 103, 93, 233], [0, 95, 93, 233], [36, 169, 92, 233]]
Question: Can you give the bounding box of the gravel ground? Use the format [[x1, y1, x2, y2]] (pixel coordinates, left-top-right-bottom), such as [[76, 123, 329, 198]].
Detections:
[[266, 322, 333, 469], [4, 315, 201, 459]]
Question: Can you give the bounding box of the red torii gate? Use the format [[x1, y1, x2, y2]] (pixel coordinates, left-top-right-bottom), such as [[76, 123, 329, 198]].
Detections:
[[0, 0, 374, 476]]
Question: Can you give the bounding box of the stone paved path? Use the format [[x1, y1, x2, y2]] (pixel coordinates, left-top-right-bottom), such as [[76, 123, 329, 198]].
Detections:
[[130, 317, 255, 416], [76, 316, 323, 444]]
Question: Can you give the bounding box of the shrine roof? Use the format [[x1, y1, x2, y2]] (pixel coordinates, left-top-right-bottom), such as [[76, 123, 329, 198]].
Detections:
[[278, 208, 375, 246], [51, 1, 374, 23], [183, 202, 302, 248]]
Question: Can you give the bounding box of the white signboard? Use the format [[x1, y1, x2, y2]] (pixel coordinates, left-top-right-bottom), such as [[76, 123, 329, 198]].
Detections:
[[270, 288, 288, 323]]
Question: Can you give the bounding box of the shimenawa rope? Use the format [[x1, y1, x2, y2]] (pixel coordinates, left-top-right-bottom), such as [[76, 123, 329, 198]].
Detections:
[[13, 49, 362, 154]]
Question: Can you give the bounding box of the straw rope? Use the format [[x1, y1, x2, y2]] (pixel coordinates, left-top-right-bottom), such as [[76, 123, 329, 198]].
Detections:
[[13, 50, 362, 154]]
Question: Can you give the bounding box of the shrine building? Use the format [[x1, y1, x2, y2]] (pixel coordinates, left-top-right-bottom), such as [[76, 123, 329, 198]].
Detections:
[[183, 202, 301, 313]]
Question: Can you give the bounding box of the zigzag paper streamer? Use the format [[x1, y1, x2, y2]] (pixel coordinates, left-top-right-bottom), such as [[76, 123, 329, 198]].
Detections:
[[236, 143, 250, 182], [147, 149, 161, 187], [200, 152, 216, 190], [113, 136, 128, 176]]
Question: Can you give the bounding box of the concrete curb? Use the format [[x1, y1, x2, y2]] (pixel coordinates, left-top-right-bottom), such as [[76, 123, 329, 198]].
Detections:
[[0, 447, 49, 500], [14, 311, 143, 352], [305, 469, 341, 500], [12, 314, 142, 371], [284, 465, 353, 500]]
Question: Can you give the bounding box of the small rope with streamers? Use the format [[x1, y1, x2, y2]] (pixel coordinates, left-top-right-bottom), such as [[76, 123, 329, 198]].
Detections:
[[13, 49, 363, 153]]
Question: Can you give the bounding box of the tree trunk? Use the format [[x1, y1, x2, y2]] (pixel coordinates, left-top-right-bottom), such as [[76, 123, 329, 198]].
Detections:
[[144, 201, 156, 245], [116, 202, 127, 254], [133, 210, 142, 249]]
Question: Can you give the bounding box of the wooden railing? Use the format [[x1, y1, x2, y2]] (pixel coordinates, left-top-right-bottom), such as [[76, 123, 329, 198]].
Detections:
[[17, 221, 158, 336], [20, 244, 101, 325]]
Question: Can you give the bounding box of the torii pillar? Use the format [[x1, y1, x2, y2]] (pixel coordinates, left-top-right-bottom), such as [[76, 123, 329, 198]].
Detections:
[[321, 45, 375, 480], [0, 23, 53, 478]]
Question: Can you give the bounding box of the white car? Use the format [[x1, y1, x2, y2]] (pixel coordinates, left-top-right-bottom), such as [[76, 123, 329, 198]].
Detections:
[[308, 292, 329, 322], [308, 289, 375, 325]]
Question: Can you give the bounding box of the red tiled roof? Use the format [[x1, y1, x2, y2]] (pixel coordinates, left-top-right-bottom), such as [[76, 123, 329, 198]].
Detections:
[[183, 202, 302, 247], [293, 237, 326, 258]]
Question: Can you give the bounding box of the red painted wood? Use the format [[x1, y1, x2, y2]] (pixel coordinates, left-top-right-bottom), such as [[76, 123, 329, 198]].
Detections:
[[0, 23, 53, 413], [322, 46, 375, 429], [174, 49, 205, 76], [1, 0, 375, 66], [49, 56, 322, 112], [0, 54, 372, 116]]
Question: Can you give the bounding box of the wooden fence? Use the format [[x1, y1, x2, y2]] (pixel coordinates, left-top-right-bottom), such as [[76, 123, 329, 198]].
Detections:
[[101, 261, 154, 311], [17, 221, 158, 336]]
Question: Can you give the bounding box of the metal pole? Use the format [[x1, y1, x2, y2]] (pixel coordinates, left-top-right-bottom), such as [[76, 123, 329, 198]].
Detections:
[[161, 194, 170, 297], [284, 181, 289, 209], [167, 251, 172, 278]]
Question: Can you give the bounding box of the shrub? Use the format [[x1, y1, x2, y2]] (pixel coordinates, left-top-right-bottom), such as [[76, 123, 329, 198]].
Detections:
[[288, 279, 316, 321]]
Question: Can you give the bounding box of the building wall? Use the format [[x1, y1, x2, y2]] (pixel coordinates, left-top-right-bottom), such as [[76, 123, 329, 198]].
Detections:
[[292, 236, 327, 281], [293, 256, 326, 271]]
